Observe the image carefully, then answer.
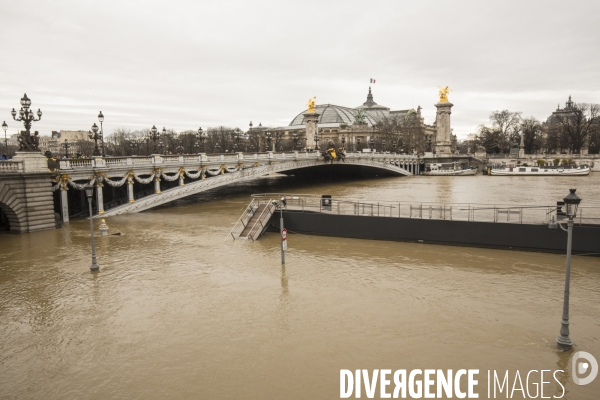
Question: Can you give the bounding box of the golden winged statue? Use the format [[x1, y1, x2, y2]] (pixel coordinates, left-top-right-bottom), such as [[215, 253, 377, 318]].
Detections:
[[438, 86, 451, 102], [306, 96, 316, 112]]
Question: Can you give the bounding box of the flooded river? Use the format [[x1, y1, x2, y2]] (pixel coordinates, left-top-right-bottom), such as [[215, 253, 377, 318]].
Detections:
[[1, 174, 599, 399]]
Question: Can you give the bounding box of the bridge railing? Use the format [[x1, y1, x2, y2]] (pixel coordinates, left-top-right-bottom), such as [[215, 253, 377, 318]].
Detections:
[[56, 151, 423, 171], [0, 160, 24, 172], [251, 193, 600, 226]]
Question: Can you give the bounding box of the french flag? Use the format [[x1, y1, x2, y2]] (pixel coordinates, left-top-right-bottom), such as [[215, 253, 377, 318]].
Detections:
[[370, 78, 376, 84]]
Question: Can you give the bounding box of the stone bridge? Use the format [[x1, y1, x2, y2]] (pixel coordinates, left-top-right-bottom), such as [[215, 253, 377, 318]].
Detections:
[[0, 151, 421, 232]]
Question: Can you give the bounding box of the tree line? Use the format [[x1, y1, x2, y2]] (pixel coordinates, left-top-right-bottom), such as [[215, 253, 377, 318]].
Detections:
[[469, 103, 600, 155]]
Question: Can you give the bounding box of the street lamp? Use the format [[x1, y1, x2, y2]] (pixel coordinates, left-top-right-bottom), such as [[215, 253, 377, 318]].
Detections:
[[197, 127, 207, 152], [88, 123, 102, 156], [215, 142, 220, 153], [356, 137, 361, 151], [292, 132, 299, 150], [548, 188, 582, 350], [11, 93, 42, 151], [2, 121, 7, 156], [149, 125, 161, 152], [341, 135, 346, 149], [98, 111, 105, 156], [382, 139, 386, 152], [265, 130, 272, 152], [62, 139, 71, 158], [369, 136, 375, 152], [314, 131, 319, 151], [84, 184, 100, 272]]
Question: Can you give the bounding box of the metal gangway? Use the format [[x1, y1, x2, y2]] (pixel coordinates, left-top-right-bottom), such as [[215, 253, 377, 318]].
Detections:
[[225, 198, 276, 242]]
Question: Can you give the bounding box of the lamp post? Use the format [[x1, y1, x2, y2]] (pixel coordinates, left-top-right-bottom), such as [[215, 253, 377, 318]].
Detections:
[[11, 93, 42, 151], [215, 143, 220, 153], [292, 132, 299, 150], [341, 135, 346, 150], [2, 121, 7, 156], [314, 131, 319, 151], [62, 139, 71, 158], [356, 137, 361, 151], [197, 127, 207, 152], [265, 130, 272, 152], [88, 123, 102, 156], [382, 139, 386, 152], [369, 136, 375, 152], [98, 111, 105, 157], [548, 188, 582, 350], [149, 125, 161, 152], [84, 184, 100, 271]]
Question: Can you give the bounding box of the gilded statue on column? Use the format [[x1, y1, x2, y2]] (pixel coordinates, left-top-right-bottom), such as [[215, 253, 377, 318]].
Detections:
[[306, 96, 316, 113], [438, 86, 451, 103]]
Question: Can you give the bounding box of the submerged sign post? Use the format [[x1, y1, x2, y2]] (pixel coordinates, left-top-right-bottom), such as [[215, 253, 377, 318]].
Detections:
[[281, 228, 287, 251]]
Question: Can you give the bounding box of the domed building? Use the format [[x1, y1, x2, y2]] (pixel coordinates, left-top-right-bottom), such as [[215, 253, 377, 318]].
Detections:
[[261, 87, 442, 153]]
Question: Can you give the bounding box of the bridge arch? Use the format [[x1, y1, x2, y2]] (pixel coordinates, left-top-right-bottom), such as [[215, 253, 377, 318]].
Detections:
[[98, 158, 411, 217]]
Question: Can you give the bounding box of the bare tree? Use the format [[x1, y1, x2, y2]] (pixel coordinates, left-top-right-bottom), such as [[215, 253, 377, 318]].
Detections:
[[520, 117, 543, 154], [476, 110, 522, 153]]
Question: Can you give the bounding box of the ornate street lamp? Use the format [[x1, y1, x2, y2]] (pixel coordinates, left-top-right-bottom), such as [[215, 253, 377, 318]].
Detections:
[[548, 188, 582, 350], [158, 141, 165, 154], [215, 142, 220, 153], [84, 184, 100, 272], [314, 131, 319, 151], [292, 132, 299, 150], [98, 111, 105, 156], [392, 138, 398, 153], [382, 139, 387, 152], [369, 136, 375, 152], [265, 130, 272, 152], [88, 123, 102, 156], [356, 137, 361, 151], [11, 93, 42, 151], [149, 125, 162, 152], [197, 127, 207, 152], [62, 139, 71, 158], [341, 135, 346, 149], [2, 121, 7, 155]]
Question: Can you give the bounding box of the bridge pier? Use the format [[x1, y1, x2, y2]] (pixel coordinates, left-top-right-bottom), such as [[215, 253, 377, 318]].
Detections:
[[155, 176, 161, 194]]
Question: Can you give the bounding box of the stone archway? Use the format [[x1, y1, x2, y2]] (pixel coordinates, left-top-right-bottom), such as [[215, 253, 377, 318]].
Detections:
[[0, 175, 57, 233]]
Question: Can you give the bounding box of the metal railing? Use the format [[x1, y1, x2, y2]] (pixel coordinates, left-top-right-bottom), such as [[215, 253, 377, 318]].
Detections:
[[250, 193, 600, 226], [224, 198, 258, 242], [244, 199, 275, 242]]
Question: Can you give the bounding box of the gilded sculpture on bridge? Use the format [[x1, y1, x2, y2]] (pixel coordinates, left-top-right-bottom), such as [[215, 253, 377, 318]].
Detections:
[[438, 86, 451, 103], [306, 96, 316, 113]]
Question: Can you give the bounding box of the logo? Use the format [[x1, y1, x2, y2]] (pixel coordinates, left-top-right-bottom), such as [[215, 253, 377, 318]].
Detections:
[[572, 351, 598, 385]]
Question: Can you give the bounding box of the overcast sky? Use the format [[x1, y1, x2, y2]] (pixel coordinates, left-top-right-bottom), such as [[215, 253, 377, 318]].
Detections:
[[1, 0, 599, 139]]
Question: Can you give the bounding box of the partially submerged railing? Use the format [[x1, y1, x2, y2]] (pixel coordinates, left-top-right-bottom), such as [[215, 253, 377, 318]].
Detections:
[[251, 193, 600, 226], [225, 198, 258, 242], [244, 198, 275, 242]]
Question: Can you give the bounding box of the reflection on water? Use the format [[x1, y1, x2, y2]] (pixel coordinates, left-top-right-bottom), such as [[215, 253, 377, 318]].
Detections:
[[0, 174, 599, 399]]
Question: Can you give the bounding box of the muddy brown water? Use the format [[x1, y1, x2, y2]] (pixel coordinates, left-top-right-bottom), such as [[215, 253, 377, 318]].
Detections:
[[1, 174, 599, 399]]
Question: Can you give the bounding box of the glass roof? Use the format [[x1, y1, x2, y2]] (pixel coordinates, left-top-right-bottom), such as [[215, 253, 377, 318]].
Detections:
[[289, 104, 379, 127]]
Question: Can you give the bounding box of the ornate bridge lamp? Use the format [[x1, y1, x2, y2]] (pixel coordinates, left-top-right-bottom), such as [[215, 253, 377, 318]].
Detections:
[[149, 125, 162, 152], [158, 141, 165, 154], [83, 184, 100, 272], [2, 121, 7, 155], [292, 132, 299, 150], [62, 139, 71, 158], [11, 93, 42, 151], [98, 111, 105, 156], [265, 130, 272, 152], [548, 189, 582, 350], [243, 132, 249, 152], [369, 136, 375, 152], [88, 123, 102, 156], [214, 142, 220, 153], [197, 127, 207, 153], [314, 131, 319, 151], [233, 130, 241, 152], [392, 138, 398, 153], [382, 139, 387, 153], [341, 135, 346, 150], [356, 137, 361, 151]]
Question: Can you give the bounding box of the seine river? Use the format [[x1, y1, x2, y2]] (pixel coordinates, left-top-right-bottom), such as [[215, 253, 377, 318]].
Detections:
[[1, 174, 599, 399]]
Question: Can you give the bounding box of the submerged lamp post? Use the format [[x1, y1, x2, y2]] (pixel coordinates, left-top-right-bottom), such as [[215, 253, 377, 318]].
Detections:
[[548, 188, 582, 350], [84, 184, 100, 271], [88, 123, 102, 156], [98, 111, 105, 156]]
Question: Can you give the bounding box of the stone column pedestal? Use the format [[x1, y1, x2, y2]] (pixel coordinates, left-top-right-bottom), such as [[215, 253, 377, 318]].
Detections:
[[434, 102, 453, 155], [303, 111, 320, 151]]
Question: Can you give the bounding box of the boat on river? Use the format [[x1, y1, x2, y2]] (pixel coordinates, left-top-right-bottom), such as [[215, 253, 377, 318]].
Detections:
[[490, 165, 590, 176], [423, 162, 477, 176]]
